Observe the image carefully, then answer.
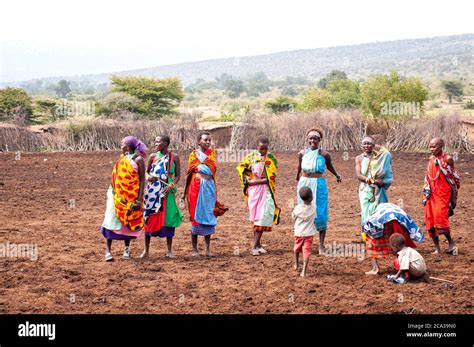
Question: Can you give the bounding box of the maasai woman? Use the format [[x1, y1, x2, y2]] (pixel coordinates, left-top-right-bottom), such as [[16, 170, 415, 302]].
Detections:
[[363, 202, 425, 275], [355, 136, 393, 239], [296, 128, 342, 254], [423, 137, 460, 254], [236, 136, 280, 256], [183, 132, 227, 257], [141, 135, 183, 259], [100, 136, 147, 261]]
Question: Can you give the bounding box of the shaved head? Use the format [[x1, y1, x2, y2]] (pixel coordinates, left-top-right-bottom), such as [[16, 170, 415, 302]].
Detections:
[[430, 137, 444, 147], [429, 137, 445, 156]]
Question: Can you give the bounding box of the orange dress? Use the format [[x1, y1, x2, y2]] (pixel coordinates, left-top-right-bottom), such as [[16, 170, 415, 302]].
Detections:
[[423, 155, 452, 237]]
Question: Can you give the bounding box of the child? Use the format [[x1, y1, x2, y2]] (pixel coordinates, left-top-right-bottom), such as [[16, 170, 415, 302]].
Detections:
[[292, 186, 317, 277], [388, 233, 429, 284]]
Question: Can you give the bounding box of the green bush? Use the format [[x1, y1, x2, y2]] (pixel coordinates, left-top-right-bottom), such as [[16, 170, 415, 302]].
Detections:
[[265, 96, 297, 113], [297, 89, 333, 111], [360, 71, 429, 120], [96, 92, 143, 117], [0, 87, 33, 123], [464, 99, 474, 109], [326, 79, 361, 108]]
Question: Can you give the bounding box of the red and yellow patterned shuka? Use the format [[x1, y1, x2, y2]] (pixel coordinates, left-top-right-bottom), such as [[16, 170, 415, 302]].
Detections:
[[111, 154, 144, 231]]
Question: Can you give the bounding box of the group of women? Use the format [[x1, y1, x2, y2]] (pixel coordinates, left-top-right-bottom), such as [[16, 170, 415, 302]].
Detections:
[[100, 132, 228, 261], [100, 128, 431, 277]]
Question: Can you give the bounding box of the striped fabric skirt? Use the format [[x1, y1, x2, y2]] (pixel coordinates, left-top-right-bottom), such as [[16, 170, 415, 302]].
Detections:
[[366, 220, 416, 258]]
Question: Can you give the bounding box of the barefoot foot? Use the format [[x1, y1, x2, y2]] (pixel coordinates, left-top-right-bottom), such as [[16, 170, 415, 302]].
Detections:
[[365, 269, 379, 275]]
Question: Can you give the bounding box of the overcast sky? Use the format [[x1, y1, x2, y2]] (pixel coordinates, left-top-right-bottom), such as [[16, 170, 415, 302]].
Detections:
[[1, 0, 473, 82]]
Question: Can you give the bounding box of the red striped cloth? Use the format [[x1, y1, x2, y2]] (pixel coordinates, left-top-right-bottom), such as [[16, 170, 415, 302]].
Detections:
[[254, 225, 272, 232], [366, 220, 416, 258]]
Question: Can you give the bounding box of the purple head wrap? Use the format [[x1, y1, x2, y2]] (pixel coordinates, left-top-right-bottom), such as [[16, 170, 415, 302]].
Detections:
[[122, 136, 148, 157]]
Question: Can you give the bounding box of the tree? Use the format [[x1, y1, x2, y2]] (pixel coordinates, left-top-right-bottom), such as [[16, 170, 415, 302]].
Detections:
[[20, 79, 43, 93], [110, 76, 184, 117], [326, 79, 361, 108], [184, 78, 216, 94], [360, 71, 429, 120], [35, 98, 59, 121], [246, 72, 271, 95], [0, 87, 33, 123], [441, 80, 463, 104], [318, 70, 348, 89], [215, 73, 234, 89], [224, 79, 245, 99], [298, 88, 333, 111], [283, 76, 309, 86], [95, 92, 144, 117], [264, 96, 297, 113], [281, 86, 298, 97], [55, 80, 72, 98]]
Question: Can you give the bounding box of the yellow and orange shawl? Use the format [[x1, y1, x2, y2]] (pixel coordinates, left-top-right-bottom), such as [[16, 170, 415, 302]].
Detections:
[[184, 148, 228, 217], [111, 154, 144, 231], [236, 151, 280, 225]]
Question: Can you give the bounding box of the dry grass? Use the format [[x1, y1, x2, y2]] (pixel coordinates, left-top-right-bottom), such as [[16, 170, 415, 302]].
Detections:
[[0, 111, 471, 153]]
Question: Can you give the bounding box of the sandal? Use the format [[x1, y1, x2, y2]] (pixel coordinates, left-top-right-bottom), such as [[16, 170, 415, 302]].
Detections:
[[105, 252, 113, 262]]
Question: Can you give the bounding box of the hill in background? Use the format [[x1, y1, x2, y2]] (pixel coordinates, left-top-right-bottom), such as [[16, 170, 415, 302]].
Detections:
[[3, 33, 473, 88]]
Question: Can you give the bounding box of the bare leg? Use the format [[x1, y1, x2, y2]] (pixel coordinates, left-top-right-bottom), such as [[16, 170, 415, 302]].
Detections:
[[294, 252, 300, 270], [301, 257, 310, 277], [444, 233, 456, 253], [166, 237, 176, 258], [106, 239, 112, 254], [105, 239, 113, 261], [253, 231, 263, 250], [318, 230, 326, 254], [191, 234, 198, 256], [205, 235, 212, 257], [431, 235, 441, 254], [140, 235, 151, 259], [122, 239, 131, 259], [365, 258, 380, 275]]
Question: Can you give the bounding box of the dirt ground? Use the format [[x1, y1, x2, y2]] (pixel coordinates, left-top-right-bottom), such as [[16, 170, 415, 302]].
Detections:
[[0, 150, 472, 314]]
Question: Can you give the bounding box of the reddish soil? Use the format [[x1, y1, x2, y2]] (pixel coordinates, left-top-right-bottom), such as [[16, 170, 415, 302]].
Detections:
[[0, 150, 472, 314]]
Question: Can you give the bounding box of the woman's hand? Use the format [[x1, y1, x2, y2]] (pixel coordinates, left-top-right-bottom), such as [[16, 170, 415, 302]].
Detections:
[[374, 178, 384, 187], [248, 178, 267, 186], [161, 186, 171, 195], [131, 201, 141, 210], [335, 174, 342, 183], [148, 176, 158, 183]]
